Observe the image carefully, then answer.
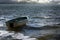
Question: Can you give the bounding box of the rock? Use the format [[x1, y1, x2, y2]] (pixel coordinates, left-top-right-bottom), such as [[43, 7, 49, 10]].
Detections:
[[0, 30, 14, 37], [12, 33, 24, 39], [22, 38, 37, 40], [23, 36, 30, 39]]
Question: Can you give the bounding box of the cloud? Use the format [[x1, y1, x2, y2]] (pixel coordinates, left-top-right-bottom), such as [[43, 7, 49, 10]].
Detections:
[[0, 0, 60, 4]]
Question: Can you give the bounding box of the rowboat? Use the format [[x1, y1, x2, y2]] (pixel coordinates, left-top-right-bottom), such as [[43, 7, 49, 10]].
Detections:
[[6, 17, 28, 31]]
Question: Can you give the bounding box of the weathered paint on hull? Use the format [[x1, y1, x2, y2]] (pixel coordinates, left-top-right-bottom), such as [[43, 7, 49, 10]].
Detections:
[[6, 17, 27, 31]]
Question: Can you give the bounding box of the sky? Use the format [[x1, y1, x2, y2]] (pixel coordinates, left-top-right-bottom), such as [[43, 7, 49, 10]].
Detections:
[[0, 0, 59, 3]]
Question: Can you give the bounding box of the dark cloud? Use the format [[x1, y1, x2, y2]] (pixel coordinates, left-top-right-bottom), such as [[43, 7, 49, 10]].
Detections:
[[0, 0, 17, 3], [0, 0, 10, 2], [0, 0, 27, 4]]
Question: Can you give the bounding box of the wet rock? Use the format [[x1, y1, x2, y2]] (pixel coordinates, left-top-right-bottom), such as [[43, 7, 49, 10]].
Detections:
[[12, 33, 24, 39], [22, 38, 37, 40], [11, 33, 37, 40], [0, 30, 14, 37]]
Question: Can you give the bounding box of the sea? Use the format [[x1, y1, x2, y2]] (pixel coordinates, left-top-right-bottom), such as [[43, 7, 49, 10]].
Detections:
[[0, 3, 60, 40]]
